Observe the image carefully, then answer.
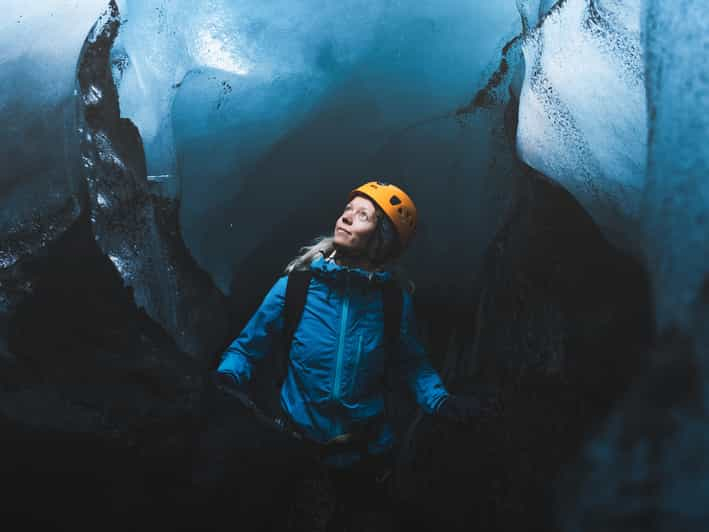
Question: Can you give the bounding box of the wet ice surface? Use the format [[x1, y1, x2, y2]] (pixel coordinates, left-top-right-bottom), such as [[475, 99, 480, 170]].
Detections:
[[516, 0, 646, 255], [0, 1, 107, 272], [76, 2, 228, 357], [111, 0, 401, 204]]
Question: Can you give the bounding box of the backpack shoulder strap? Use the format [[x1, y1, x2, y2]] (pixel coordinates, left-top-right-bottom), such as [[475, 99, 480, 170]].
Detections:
[[382, 280, 403, 349], [283, 269, 313, 355]]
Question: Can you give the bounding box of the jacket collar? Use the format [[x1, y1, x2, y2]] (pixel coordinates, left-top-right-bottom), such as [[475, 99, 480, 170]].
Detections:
[[309, 254, 393, 284]]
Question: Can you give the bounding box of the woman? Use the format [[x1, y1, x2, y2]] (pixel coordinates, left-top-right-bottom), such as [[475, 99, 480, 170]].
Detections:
[[216, 181, 487, 529]]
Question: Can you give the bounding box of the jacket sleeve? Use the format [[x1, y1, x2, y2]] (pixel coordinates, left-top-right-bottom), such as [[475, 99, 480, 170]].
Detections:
[[393, 289, 450, 414], [216, 275, 288, 386]]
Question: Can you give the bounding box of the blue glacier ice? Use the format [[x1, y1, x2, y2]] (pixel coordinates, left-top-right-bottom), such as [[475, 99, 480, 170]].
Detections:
[[0, 0, 109, 352], [2, 0, 709, 528], [516, 0, 646, 256], [111, 0, 388, 197], [110, 0, 522, 292], [1, 0, 522, 353], [0, 0, 107, 271], [521, 1, 709, 530], [643, 0, 709, 333], [76, 1, 228, 357]]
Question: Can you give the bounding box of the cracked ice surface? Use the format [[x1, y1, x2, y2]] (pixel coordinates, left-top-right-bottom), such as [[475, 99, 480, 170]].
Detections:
[[516, 0, 647, 255]]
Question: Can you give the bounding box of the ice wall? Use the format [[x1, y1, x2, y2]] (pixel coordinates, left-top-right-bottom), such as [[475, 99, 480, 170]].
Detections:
[[643, 0, 709, 333], [0, 1, 108, 264], [76, 2, 228, 357], [0, 0, 108, 347], [516, 0, 646, 255], [550, 1, 709, 529]]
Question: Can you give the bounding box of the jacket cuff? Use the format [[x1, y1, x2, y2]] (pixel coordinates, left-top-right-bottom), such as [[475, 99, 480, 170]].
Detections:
[[430, 391, 451, 414], [216, 369, 240, 386]]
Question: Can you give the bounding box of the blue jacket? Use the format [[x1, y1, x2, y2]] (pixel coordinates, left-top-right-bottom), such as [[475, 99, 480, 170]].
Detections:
[[217, 255, 449, 455]]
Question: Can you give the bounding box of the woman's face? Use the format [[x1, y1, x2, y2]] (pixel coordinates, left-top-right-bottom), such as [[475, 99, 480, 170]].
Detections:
[[333, 195, 378, 255]]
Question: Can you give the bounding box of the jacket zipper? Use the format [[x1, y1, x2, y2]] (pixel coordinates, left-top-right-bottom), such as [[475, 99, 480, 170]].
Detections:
[[350, 334, 363, 396], [332, 276, 350, 401]]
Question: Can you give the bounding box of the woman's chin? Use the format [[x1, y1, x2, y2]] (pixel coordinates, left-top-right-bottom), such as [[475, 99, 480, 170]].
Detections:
[[333, 235, 350, 247], [333, 241, 359, 255]]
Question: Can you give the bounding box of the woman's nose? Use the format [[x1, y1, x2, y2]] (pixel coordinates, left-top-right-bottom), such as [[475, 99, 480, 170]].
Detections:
[[341, 213, 352, 225]]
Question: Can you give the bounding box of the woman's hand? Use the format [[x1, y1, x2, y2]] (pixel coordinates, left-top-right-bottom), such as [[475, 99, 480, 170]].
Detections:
[[212, 370, 247, 394], [436, 394, 499, 423]]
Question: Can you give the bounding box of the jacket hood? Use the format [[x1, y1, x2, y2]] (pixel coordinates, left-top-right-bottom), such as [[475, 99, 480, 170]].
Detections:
[[309, 255, 393, 285]]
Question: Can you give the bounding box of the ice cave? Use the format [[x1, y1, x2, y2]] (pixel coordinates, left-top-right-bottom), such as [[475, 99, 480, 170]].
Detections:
[[1, 0, 707, 530]]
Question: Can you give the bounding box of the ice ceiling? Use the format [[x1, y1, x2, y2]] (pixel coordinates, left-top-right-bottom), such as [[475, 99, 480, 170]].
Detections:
[[113, 0, 522, 292]]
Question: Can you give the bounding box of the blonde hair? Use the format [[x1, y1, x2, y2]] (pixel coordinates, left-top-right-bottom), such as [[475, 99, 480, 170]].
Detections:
[[284, 235, 336, 273], [282, 233, 416, 294]]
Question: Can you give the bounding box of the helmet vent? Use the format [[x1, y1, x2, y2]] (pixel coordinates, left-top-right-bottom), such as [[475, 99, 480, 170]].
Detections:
[[390, 195, 402, 206]]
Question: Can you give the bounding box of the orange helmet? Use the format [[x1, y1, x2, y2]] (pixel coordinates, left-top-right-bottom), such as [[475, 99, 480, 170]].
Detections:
[[349, 181, 417, 248]]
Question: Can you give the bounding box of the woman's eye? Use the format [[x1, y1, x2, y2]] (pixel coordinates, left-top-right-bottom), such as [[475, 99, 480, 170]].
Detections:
[[358, 212, 369, 221]]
